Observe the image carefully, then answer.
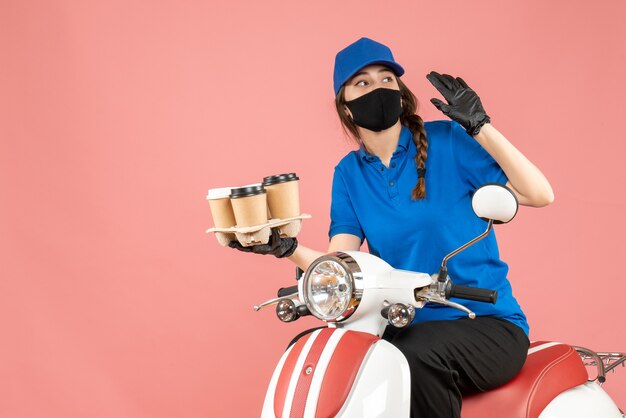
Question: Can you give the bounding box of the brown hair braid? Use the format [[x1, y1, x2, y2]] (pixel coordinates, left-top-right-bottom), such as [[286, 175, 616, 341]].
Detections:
[[334, 76, 429, 200]]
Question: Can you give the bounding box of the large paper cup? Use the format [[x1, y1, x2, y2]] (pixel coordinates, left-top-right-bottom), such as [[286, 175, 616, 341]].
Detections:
[[262, 173, 300, 219], [207, 187, 237, 228], [230, 184, 268, 227]]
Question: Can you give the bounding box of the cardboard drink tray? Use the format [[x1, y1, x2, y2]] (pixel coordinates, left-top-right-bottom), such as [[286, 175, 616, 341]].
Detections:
[[206, 213, 311, 247]]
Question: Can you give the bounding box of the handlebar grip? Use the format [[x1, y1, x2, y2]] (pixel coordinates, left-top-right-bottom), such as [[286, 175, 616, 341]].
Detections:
[[445, 283, 498, 304], [277, 285, 299, 298]]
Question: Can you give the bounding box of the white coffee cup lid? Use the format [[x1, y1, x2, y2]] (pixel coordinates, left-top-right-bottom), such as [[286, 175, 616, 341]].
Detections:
[[207, 187, 235, 200]]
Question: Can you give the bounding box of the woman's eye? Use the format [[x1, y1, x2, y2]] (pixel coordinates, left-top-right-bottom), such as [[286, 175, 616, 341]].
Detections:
[[355, 80, 367, 87], [383, 76, 394, 83]]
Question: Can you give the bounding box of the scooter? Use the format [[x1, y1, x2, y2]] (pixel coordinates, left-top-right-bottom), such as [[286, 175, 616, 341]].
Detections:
[[254, 184, 626, 418]]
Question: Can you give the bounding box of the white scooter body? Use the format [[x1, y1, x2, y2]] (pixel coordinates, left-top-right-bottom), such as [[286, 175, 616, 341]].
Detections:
[[539, 383, 623, 417], [262, 252, 424, 418], [257, 185, 625, 417]]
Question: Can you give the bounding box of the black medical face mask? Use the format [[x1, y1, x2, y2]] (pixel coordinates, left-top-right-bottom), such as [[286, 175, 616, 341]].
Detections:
[[345, 88, 402, 132]]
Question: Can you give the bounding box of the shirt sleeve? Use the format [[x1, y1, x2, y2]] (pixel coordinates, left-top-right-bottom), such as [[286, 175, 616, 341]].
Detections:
[[328, 167, 365, 242], [450, 120, 508, 189]]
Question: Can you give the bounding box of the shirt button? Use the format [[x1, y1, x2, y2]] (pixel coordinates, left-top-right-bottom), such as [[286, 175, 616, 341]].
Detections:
[[389, 181, 394, 187], [391, 162, 396, 168], [381, 167, 385, 171]]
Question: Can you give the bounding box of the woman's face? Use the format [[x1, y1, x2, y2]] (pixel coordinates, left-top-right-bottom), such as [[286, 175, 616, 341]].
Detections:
[[342, 64, 400, 102], [342, 64, 400, 121]]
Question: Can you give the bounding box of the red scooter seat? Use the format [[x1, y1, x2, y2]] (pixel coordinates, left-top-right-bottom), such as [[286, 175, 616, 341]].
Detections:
[[462, 341, 589, 418]]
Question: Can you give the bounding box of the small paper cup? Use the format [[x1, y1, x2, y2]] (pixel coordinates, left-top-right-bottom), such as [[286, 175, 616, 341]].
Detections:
[[207, 187, 237, 228], [262, 173, 300, 220], [230, 185, 268, 227]]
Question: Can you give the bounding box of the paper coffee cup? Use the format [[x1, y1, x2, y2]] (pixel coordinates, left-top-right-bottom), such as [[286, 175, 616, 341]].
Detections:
[[230, 185, 268, 227], [262, 173, 300, 220], [207, 187, 237, 228]]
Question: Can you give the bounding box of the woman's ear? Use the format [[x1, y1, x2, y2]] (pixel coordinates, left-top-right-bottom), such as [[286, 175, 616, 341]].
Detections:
[[343, 105, 353, 120]]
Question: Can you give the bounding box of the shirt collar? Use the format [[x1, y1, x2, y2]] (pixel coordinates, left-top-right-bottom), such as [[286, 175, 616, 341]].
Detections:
[[396, 124, 412, 152], [358, 124, 413, 161]]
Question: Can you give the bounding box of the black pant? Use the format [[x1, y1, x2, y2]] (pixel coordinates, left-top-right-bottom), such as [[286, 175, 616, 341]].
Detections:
[[384, 316, 529, 418], [288, 317, 529, 418]]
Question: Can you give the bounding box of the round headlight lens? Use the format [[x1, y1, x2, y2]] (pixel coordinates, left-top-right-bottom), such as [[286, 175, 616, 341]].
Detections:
[[304, 259, 354, 321]]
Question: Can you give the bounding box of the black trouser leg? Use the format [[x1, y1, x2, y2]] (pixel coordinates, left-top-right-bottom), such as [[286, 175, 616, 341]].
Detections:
[[387, 316, 529, 418]]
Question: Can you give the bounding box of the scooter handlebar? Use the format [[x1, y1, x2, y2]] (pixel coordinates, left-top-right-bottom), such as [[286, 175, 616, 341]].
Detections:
[[277, 285, 299, 298], [445, 283, 498, 304]]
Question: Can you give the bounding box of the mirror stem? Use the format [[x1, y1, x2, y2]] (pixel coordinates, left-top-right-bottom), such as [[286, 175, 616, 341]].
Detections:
[[438, 219, 494, 282]]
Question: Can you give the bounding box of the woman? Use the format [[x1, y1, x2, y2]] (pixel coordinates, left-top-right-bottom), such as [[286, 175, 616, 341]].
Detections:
[[229, 37, 554, 417]]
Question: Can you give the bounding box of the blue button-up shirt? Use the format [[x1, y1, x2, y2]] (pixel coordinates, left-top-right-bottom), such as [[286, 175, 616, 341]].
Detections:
[[329, 120, 529, 335]]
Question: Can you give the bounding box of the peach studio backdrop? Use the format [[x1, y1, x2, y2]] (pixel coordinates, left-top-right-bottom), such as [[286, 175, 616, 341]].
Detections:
[[1, 0, 625, 417]]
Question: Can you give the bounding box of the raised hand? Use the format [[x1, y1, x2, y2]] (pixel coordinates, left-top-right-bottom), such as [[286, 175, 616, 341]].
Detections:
[[426, 71, 491, 136]]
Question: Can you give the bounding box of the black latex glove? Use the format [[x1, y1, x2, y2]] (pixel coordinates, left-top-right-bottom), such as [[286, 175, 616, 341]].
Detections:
[[228, 228, 298, 258], [426, 71, 491, 136]]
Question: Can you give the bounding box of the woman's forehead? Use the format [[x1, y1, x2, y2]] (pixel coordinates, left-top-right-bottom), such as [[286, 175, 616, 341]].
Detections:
[[352, 64, 394, 76]]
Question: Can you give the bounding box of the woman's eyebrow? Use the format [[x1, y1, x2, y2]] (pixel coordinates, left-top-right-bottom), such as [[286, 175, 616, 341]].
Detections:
[[351, 68, 393, 80]]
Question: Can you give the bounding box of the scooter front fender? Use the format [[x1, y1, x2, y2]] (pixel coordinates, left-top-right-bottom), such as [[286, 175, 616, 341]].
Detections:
[[262, 328, 410, 418]]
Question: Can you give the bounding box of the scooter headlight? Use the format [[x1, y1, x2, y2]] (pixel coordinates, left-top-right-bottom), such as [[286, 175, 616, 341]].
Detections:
[[302, 252, 362, 322]]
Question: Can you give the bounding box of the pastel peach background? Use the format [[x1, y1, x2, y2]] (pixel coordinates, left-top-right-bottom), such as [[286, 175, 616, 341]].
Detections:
[[1, 1, 625, 417]]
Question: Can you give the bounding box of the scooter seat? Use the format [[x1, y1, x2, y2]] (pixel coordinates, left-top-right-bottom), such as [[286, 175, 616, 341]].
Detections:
[[462, 341, 589, 418]]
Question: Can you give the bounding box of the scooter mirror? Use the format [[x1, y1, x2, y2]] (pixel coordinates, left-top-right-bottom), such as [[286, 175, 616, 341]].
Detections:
[[471, 184, 519, 224]]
